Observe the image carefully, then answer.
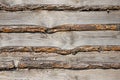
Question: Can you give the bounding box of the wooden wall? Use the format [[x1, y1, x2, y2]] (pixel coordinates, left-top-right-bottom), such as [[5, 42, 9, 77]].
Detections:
[[0, 0, 120, 80]]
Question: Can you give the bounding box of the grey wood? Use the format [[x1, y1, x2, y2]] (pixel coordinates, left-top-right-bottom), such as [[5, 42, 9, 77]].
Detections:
[[0, 52, 120, 69], [0, 0, 120, 6], [0, 0, 120, 11], [0, 11, 120, 27], [0, 69, 119, 80], [0, 31, 120, 49]]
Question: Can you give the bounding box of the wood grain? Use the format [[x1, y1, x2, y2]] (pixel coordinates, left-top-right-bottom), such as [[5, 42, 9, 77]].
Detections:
[[0, 31, 120, 49], [0, 60, 15, 70], [0, 11, 120, 27], [0, 69, 119, 80], [0, 0, 120, 11], [0, 52, 120, 69]]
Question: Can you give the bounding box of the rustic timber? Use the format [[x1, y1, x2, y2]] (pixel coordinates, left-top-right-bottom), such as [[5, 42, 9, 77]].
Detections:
[[18, 60, 120, 69], [0, 60, 15, 70], [0, 52, 120, 70], [0, 26, 47, 33], [0, 0, 120, 11], [0, 69, 119, 80], [0, 31, 120, 49], [0, 11, 120, 27], [0, 0, 120, 80], [1, 51, 120, 62], [0, 24, 120, 33], [1, 46, 120, 55]]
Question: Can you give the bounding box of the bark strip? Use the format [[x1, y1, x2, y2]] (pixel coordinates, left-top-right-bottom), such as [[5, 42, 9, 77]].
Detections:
[[1, 45, 120, 55], [18, 60, 120, 69], [0, 4, 120, 11], [0, 24, 119, 33]]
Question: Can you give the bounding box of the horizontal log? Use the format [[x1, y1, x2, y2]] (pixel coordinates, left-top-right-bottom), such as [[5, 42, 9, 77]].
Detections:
[[0, 51, 120, 70], [0, 24, 120, 33], [0, 52, 120, 70], [1, 46, 120, 55], [0, 0, 120, 11], [0, 69, 119, 80], [0, 31, 120, 49], [0, 11, 120, 27], [18, 60, 120, 69], [1, 51, 120, 66], [1, 51, 120, 61], [0, 60, 15, 70], [14, 51, 120, 70]]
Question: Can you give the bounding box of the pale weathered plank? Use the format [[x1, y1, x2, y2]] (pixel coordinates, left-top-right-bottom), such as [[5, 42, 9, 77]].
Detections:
[[0, 11, 120, 27], [0, 69, 119, 80], [0, 0, 120, 11], [0, 31, 120, 49], [1, 0, 120, 6]]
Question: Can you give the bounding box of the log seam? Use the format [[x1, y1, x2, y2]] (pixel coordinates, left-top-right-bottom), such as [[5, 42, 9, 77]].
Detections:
[[18, 60, 120, 69], [0, 24, 120, 33], [0, 4, 120, 11], [1, 45, 120, 55]]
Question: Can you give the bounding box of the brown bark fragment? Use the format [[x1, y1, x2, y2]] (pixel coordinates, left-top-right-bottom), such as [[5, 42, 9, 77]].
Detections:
[[33, 47, 60, 53], [0, 24, 119, 33], [0, 26, 46, 33], [102, 46, 120, 51], [0, 4, 120, 11], [48, 24, 119, 33], [18, 60, 120, 69], [1, 46, 120, 55]]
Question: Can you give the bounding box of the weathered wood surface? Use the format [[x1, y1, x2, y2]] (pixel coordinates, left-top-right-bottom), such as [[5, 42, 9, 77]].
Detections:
[[17, 52, 120, 69], [0, 31, 120, 49], [0, 11, 120, 27], [0, 69, 119, 80], [0, 52, 120, 69], [0, 24, 120, 33], [0, 60, 15, 70], [18, 60, 120, 69], [0, 0, 120, 11], [0, 1, 119, 80], [1, 46, 120, 55]]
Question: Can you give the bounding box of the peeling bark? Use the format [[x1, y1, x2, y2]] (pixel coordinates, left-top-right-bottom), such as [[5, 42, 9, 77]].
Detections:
[[0, 4, 120, 11], [1, 46, 120, 55], [0, 24, 119, 33], [18, 60, 120, 69]]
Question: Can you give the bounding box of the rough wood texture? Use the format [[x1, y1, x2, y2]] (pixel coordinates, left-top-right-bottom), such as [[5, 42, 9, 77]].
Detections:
[[0, 69, 119, 80], [0, 0, 120, 79], [0, 52, 120, 69], [0, 0, 120, 11], [0, 60, 15, 70], [1, 46, 120, 55], [16, 51, 120, 69], [0, 11, 120, 27], [18, 60, 120, 69], [0, 24, 120, 33], [0, 31, 120, 49]]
